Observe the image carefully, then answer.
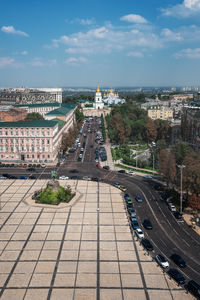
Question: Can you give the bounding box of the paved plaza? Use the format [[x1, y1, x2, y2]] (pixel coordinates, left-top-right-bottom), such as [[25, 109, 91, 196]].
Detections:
[[0, 179, 193, 300]]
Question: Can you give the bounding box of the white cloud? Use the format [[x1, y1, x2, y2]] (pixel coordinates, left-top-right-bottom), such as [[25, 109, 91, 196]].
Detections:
[[127, 51, 144, 58], [48, 24, 162, 55], [66, 17, 96, 25], [30, 57, 57, 67], [1, 25, 29, 37], [21, 50, 28, 55], [120, 14, 148, 24], [174, 48, 200, 58], [0, 57, 15, 68], [161, 0, 200, 18], [161, 28, 183, 41], [65, 56, 87, 65]]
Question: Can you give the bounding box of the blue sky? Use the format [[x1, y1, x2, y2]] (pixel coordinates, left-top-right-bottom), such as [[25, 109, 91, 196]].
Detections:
[[0, 0, 200, 87]]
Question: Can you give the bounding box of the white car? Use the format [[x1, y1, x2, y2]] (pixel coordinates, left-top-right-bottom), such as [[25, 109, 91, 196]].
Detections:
[[82, 176, 91, 181], [59, 176, 69, 180], [41, 163, 46, 168], [155, 254, 169, 268], [128, 171, 135, 176], [0, 175, 7, 179], [144, 174, 152, 179], [135, 228, 144, 239], [169, 204, 176, 212]]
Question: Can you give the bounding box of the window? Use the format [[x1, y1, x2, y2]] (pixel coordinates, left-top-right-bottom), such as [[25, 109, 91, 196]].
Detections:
[[42, 154, 45, 158], [37, 139, 39, 145], [32, 139, 34, 145], [5, 130, 8, 136], [42, 147, 45, 152], [10, 130, 13, 136], [0, 139, 2, 144], [6, 147, 8, 152], [16, 146, 19, 152], [27, 154, 29, 158], [26, 130, 29, 136], [37, 154, 40, 159], [47, 140, 50, 144], [16, 139, 18, 144], [32, 146, 34, 152], [11, 146, 14, 152], [16, 129, 18, 136], [10, 139, 13, 144], [22, 146, 24, 151], [0, 130, 2, 136], [0, 146, 2, 152], [32, 130, 34, 136], [48, 154, 50, 158], [32, 154, 34, 158], [42, 140, 44, 145]]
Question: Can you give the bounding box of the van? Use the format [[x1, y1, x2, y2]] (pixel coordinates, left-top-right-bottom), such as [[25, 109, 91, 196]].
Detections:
[[187, 280, 200, 298]]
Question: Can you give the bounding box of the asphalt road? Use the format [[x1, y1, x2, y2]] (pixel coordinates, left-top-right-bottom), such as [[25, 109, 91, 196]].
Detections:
[[1, 116, 200, 287]]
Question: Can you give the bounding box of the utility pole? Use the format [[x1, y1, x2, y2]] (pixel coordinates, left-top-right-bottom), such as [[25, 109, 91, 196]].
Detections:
[[178, 165, 185, 214]]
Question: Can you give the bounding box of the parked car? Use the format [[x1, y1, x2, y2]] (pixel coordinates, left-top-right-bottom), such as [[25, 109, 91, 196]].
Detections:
[[127, 206, 135, 215], [120, 185, 127, 192], [143, 174, 152, 179], [155, 254, 169, 268], [29, 175, 36, 179], [135, 195, 143, 203], [128, 171, 135, 176], [20, 175, 27, 179], [59, 176, 69, 180], [126, 198, 132, 205], [141, 239, 154, 251], [187, 280, 200, 298], [168, 204, 176, 212], [124, 193, 130, 200], [0, 175, 7, 179], [135, 228, 144, 239], [41, 164, 46, 168], [91, 177, 100, 182], [131, 219, 139, 230], [170, 254, 186, 268], [143, 219, 153, 230], [167, 268, 185, 285], [114, 182, 120, 188], [174, 211, 183, 220], [82, 176, 91, 181]]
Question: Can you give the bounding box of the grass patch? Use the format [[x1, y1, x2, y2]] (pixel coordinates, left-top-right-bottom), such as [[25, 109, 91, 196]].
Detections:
[[115, 163, 157, 175], [35, 185, 74, 205]]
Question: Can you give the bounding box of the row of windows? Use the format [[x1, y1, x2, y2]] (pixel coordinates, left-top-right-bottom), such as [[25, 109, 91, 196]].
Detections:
[[0, 146, 51, 152], [0, 139, 51, 145], [0, 154, 51, 159], [0, 128, 51, 136]]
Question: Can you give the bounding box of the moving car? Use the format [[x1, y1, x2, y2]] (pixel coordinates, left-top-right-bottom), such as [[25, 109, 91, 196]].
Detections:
[[143, 219, 153, 230], [170, 254, 186, 268], [135, 195, 143, 202], [187, 280, 200, 298], [155, 254, 169, 268], [103, 165, 110, 170], [118, 169, 126, 173], [20, 175, 27, 179], [135, 228, 144, 239], [59, 176, 69, 180], [128, 171, 135, 176], [141, 239, 154, 251], [70, 169, 79, 173], [167, 268, 185, 285]]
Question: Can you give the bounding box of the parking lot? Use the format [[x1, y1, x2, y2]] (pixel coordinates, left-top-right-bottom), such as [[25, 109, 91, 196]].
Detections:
[[0, 179, 193, 299]]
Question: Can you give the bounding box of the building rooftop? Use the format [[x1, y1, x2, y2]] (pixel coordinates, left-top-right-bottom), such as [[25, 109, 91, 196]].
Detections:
[[45, 106, 74, 116], [0, 119, 58, 128], [52, 118, 66, 130], [14, 102, 76, 109]]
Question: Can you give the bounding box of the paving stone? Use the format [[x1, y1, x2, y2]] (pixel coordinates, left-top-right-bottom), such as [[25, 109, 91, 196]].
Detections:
[[100, 274, 121, 287], [100, 262, 119, 273], [123, 289, 146, 300], [54, 273, 76, 286], [7, 273, 32, 287], [74, 288, 96, 300], [57, 261, 77, 273], [76, 273, 96, 287], [24, 288, 49, 300], [100, 288, 122, 300], [51, 288, 74, 300], [29, 273, 52, 287], [0, 289, 26, 300], [34, 261, 56, 273], [121, 274, 143, 288], [78, 262, 96, 273], [14, 261, 36, 274]]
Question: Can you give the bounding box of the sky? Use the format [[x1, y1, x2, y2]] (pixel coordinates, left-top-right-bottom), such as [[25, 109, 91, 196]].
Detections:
[[0, 0, 200, 88]]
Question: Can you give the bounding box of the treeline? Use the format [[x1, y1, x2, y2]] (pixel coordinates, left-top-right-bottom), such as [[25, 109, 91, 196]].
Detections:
[[105, 103, 170, 144], [101, 114, 106, 141], [159, 143, 200, 195]]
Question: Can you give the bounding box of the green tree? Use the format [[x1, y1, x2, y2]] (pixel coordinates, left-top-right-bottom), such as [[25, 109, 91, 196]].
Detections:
[[75, 108, 84, 124], [25, 112, 44, 121], [172, 142, 192, 165]]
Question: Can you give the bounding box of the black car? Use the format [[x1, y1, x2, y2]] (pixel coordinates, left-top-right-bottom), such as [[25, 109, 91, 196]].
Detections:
[[141, 239, 154, 251], [71, 175, 81, 179], [167, 268, 185, 285], [174, 211, 183, 220], [70, 169, 79, 173], [103, 165, 110, 170], [29, 175, 36, 179], [143, 219, 153, 230], [26, 167, 36, 172], [118, 169, 126, 173], [170, 254, 186, 268], [91, 177, 100, 181], [187, 280, 200, 298]]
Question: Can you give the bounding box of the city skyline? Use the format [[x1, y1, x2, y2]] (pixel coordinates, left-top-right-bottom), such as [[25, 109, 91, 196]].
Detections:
[[0, 0, 200, 87]]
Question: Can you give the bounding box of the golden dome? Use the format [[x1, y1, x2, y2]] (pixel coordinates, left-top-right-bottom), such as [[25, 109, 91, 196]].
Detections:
[[96, 84, 100, 93]]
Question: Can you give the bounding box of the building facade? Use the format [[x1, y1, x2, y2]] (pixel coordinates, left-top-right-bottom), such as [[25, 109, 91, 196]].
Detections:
[[103, 88, 125, 105], [147, 105, 173, 121], [93, 85, 104, 109], [0, 88, 62, 105]]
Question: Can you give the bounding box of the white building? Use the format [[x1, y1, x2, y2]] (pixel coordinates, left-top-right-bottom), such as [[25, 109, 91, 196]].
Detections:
[[103, 88, 125, 105], [93, 85, 104, 109]]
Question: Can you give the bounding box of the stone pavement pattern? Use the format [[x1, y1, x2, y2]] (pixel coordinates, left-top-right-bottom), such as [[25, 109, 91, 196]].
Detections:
[[0, 179, 193, 299]]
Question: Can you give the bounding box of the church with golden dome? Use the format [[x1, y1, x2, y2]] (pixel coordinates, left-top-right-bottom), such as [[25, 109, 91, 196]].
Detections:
[[93, 85, 125, 109]]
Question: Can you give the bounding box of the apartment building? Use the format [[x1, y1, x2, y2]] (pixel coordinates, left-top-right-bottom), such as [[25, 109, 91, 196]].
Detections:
[[147, 105, 173, 121]]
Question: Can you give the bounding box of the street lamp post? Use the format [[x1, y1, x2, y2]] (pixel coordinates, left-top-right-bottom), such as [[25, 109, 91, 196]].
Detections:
[[178, 165, 185, 214]]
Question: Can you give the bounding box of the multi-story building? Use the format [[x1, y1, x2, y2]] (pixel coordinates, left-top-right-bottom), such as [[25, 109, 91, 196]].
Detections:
[[0, 103, 77, 163], [0, 88, 62, 105], [147, 105, 173, 121], [181, 107, 200, 151], [0, 106, 27, 122]]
